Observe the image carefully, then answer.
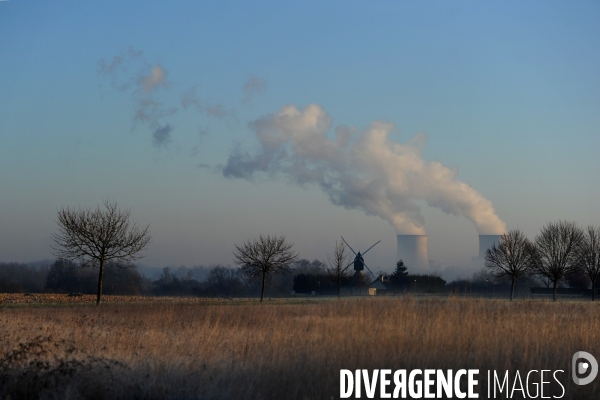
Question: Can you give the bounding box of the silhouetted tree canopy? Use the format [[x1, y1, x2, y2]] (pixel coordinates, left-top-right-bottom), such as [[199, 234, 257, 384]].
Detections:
[[45, 259, 146, 295], [533, 221, 584, 301], [0, 262, 49, 293], [234, 235, 298, 302], [485, 229, 536, 301], [408, 274, 446, 293], [204, 266, 246, 297], [45, 259, 81, 293], [326, 241, 352, 299], [52, 199, 151, 305], [576, 225, 600, 300], [388, 260, 410, 290]]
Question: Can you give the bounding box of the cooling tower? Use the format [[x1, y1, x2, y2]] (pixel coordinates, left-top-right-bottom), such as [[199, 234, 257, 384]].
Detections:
[[397, 235, 429, 271], [478, 235, 502, 258]]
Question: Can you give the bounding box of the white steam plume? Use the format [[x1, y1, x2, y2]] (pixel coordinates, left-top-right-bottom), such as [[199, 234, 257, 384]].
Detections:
[[223, 104, 506, 235], [141, 65, 167, 93]]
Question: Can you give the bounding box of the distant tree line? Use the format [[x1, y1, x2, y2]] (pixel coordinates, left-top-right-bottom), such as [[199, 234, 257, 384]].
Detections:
[[45, 259, 146, 295], [0, 254, 587, 300], [293, 259, 349, 295], [28, 199, 599, 301], [0, 261, 50, 293], [292, 259, 447, 295], [380, 260, 447, 293], [0, 256, 585, 299], [0, 260, 146, 295], [483, 221, 600, 301], [446, 268, 535, 297], [0, 259, 300, 298], [0, 258, 446, 297], [2, 220, 597, 301]]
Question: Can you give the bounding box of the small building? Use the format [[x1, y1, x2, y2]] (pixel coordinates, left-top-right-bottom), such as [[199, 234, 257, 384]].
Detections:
[[368, 275, 388, 295]]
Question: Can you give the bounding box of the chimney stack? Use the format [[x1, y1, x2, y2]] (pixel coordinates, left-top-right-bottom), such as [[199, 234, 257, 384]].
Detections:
[[396, 235, 429, 271], [478, 235, 502, 259]]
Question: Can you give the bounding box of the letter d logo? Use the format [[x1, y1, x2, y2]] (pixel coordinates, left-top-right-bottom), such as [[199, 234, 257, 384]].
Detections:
[[572, 351, 598, 385]]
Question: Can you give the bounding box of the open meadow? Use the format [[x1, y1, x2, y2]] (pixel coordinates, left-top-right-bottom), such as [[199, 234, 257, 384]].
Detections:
[[1, 295, 600, 399]]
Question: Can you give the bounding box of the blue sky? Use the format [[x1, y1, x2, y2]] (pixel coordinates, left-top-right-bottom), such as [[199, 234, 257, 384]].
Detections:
[[1, 1, 599, 278]]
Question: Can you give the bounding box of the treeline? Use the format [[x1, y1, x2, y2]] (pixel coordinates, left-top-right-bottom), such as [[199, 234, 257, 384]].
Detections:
[[0, 261, 50, 293], [292, 259, 447, 294], [1, 253, 591, 299], [1, 258, 448, 297], [0, 260, 316, 297], [479, 222, 600, 301], [0, 259, 497, 297], [446, 268, 536, 297], [0, 260, 146, 295]]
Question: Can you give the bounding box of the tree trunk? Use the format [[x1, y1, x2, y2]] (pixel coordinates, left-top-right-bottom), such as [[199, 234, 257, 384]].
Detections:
[[553, 280, 557, 302], [260, 270, 266, 303], [337, 278, 341, 300], [593, 279, 596, 302], [96, 259, 105, 306], [510, 276, 515, 301]]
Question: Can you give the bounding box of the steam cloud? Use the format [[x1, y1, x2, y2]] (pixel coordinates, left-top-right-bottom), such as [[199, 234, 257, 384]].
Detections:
[[223, 104, 506, 235], [98, 47, 242, 149], [153, 124, 172, 147], [242, 75, 267, 104], [97, 46, 143, 91], [141, 65, 167, 92], [98, 49, 177, 146], [181, 87, 235, 120]]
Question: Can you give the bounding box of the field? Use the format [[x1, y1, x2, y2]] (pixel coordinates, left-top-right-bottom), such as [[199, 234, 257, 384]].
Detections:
[[1, 295, 600, 399]]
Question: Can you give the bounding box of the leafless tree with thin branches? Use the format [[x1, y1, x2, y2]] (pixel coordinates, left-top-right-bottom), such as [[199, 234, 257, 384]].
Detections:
[[485, 229, 536, 301], [533, 220, 584, 301], [233, 235, 298, 302], [51, 199, 151, 305], [326, 241, 352, 300], [576, 226, 600, 301]]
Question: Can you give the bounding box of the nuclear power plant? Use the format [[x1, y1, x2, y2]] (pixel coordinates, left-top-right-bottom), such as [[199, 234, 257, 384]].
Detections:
[[395, 233, 503, 271], [478, 235, 502, 258], [396, 235, 430, 270]]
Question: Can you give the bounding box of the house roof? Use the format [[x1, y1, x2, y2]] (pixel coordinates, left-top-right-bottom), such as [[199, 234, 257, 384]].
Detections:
[[369, 279, 387, 290]]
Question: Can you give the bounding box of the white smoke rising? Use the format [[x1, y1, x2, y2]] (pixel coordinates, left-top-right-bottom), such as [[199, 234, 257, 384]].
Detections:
[[242, 75, 267, 104], [141, 65, 167, 93], [152, 124, 172, 147], [181, 87, 236, 120], [98, 51, 177, 147], [223, 104, 506, 235]]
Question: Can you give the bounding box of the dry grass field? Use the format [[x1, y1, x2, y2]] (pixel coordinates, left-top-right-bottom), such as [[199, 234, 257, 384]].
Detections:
[[1, 296, 600, 399], [0, 293, 233, 306]]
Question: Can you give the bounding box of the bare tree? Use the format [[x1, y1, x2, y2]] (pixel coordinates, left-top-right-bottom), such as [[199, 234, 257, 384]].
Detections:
[[326, 241, 352, 300], [51, 199, 151, 305], [485, 229, 535, 301], [533, 221, 584, 301], [577, 226, 600, 301], [233, 235, 298, 302]]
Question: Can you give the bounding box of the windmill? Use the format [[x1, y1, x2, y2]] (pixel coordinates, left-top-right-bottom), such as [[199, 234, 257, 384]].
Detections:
[[340, 236, 380, 287]]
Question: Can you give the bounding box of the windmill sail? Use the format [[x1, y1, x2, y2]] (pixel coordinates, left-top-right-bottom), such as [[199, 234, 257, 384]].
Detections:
[[340, 237, 379, 282]]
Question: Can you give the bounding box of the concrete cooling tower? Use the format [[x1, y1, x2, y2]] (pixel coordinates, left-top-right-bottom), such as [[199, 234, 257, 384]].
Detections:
[[478, 235, 502, 258], [397, 235, 429, 271]]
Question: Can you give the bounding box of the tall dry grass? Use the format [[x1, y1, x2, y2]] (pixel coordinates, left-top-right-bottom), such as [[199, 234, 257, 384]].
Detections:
[[1, 297, 599, 399]]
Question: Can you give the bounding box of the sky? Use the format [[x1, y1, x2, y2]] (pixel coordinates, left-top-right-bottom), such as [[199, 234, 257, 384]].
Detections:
[[1, 1, 599, 280]]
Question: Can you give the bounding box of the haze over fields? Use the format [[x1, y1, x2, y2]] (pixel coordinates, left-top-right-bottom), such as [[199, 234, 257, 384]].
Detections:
[[1, 1, 599, 279]]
